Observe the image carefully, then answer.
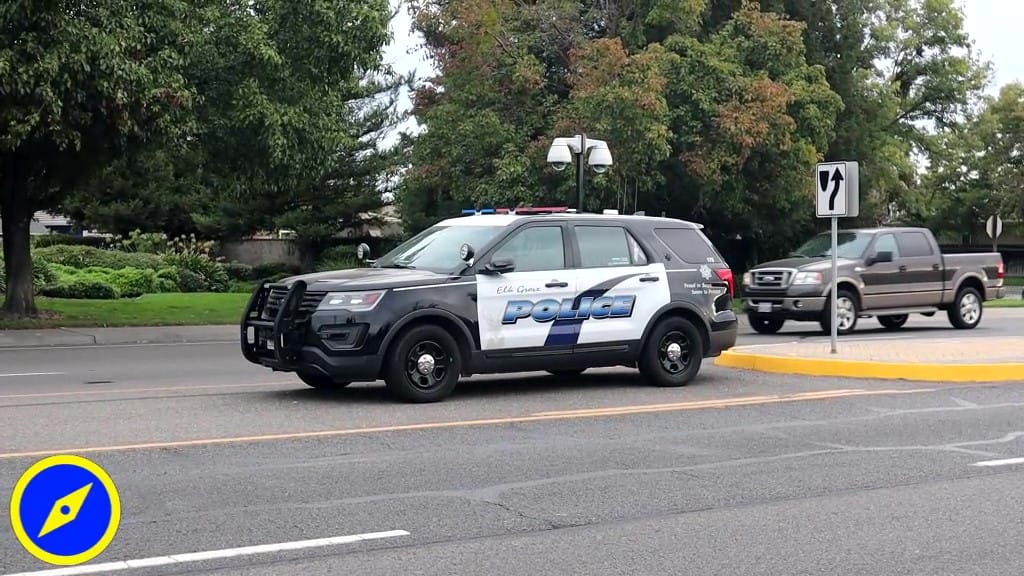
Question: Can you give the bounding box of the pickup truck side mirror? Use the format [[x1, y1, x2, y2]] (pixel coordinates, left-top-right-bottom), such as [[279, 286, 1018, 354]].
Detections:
[[869, 250, 893, 265], [481, 256, 515, 275]]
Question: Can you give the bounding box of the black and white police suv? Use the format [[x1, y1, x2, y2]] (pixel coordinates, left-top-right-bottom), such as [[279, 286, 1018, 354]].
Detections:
[[241, 206, 738, 402]]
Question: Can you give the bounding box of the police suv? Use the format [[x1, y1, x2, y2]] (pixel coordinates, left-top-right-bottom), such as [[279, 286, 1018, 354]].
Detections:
[[241, 207, 738, 403]]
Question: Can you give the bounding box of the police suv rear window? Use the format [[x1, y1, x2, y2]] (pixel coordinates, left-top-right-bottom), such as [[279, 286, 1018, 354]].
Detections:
[[653, 228, 721, 264]]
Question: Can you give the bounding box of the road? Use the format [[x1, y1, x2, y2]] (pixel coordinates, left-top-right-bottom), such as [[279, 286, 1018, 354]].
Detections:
[[1, 313, 1023, 575]]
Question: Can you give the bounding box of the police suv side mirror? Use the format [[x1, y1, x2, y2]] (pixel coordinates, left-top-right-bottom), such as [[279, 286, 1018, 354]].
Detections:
[[482, 257, 515, 275], [356, 242, 371, 261], [460, 243, 475, 262]]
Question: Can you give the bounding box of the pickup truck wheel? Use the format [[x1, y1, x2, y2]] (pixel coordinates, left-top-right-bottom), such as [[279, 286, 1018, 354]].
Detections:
[[297, 372, 351, 390], [878, 315, 908, 330], [383, 324, 462, 403], [638, 317, 704, 387], [948, 287, 983, 329], [820, 289, 859, 335], [747, 313, 785, 334]]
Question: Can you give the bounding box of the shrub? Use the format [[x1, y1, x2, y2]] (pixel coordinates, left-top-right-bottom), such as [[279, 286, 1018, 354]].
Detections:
[[34, 245, 163, 270], [161, 252, 230, 292], [0, 255, 59, 294], [251, 262, 301, 279], [106, 267, 159, 298], [40, 278, 120, 299], [110, 230, 168, 254], [315, 245, 360, 272], [224, 262, 254, 281], [176, 269, 205, 293], [31, 235, 111, 249]]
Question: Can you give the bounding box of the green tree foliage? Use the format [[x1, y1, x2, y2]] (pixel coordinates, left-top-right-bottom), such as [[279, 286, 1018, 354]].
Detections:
[[922, 83, 1024, 237], [401, 0, 841, 260], [1, 2, 195, 315]]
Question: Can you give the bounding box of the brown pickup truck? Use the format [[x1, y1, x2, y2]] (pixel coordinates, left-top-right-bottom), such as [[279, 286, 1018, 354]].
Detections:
[[741, 226, 1007, 335]]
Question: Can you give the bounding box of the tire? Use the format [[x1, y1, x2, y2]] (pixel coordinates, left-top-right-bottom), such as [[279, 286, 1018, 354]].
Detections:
[[382, 323, 462, 403], [947, 286, 983, 329], [820, 289, 859, 335], [747, 313, 785, 334], [638, 317, 704, 387], [877, 314, 908, 330], [297, 372, 351, 390], [547, 369, 586, 378]]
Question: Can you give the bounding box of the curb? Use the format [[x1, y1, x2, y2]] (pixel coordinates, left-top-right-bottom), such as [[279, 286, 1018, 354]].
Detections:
[[714, 349, 1024, 383], [0, 325, 237, 349]]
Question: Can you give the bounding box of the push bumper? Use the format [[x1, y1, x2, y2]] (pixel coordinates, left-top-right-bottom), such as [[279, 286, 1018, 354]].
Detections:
[[240, 280, 383, 381]]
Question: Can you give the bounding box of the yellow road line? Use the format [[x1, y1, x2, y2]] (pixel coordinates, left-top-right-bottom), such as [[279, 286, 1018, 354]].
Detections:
[[0, 387, 934, 460]]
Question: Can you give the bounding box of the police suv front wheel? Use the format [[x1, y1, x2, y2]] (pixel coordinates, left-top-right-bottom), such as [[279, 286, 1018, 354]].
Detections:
[[383, 324, 462, 403], [638, 317, 704, 387]]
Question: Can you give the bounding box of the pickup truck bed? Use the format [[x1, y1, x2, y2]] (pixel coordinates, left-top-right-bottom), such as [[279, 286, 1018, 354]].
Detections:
[[741, 226, 1006, 335]]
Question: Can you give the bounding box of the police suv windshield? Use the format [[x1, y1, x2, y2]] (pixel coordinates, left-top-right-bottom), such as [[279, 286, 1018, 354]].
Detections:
[[791, 231, 873, 259], [374, 225, 505, 272]]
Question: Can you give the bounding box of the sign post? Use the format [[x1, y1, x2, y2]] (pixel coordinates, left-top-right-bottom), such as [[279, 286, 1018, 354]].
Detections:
[[986, 214, 1003, 252], [815, 161, 859, 354]]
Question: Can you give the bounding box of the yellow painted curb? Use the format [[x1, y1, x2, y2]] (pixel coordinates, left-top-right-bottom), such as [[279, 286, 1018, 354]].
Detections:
[[715, 349, 1024, 383]]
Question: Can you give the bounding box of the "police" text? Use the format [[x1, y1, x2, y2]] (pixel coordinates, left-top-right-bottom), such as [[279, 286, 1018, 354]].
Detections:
[[501, 295, 636, 324]]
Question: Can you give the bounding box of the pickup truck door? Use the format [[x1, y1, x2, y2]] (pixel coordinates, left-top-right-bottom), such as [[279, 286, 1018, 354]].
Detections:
[[895, 230, 944, 306], [861, 232, 903, 309]]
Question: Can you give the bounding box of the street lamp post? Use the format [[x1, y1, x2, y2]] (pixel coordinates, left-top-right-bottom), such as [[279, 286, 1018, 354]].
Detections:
[[546, 133, 613, 212]]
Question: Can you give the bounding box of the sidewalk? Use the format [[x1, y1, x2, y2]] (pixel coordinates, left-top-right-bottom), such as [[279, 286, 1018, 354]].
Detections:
[[0, 324, 236, 348], [716, 337, 1024, 383]]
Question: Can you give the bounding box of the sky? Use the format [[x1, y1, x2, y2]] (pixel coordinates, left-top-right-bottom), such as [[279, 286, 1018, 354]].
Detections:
[[380, 0, 1024, 143]]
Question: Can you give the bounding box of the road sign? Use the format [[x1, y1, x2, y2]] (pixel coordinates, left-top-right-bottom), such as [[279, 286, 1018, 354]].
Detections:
[[815, 161, 860, 218], [9, 454, 121, 566], [986, 215, 1003, 239]]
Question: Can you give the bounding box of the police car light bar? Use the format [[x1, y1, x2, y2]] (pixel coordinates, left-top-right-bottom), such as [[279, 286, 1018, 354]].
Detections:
[[461, 206, 568, 215]]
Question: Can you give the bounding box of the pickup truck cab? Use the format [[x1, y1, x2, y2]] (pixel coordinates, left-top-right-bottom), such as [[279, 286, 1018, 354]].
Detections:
[[741, 226, 1006, 335]]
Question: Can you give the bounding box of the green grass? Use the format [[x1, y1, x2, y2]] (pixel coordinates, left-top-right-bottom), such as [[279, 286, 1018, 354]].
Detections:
[[1004, 276, 1024, 286], [989, 297, 1024, 307], [0, 293, 251, 330]]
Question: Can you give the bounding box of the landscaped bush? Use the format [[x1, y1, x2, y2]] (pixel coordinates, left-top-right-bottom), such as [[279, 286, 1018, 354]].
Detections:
[[31, 235, 111, 249], [315, 245, 360, 272], [162, 252, 230, 292], [224, 262, 254, 281], [34, 245, 163, 271], [40, 278, 120, 300], [0, 255, 59, 294], [251, 261, 301, 280], [176, 269, 206, 292]]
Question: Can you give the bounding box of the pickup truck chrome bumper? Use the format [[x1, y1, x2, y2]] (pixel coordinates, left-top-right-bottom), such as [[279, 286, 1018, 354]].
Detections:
[[742, 295, 827, 315], [988, 286, 1006, 300]]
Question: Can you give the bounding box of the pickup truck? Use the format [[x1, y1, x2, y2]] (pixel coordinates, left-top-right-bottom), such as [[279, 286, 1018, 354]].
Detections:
[[740, 226, 1006, 335]]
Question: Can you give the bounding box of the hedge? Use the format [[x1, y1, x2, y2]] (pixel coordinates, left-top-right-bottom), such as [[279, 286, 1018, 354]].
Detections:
[[34, 245, 164, 271]]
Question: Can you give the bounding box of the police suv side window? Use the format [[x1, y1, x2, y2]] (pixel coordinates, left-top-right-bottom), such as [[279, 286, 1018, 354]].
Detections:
[[652, 228, 721, 264], [576, 226, 648, 268], [490, 226, 565, 272]]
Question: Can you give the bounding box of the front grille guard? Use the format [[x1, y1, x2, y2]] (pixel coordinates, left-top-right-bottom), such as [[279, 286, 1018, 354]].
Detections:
[[241, 279, 309, 369]]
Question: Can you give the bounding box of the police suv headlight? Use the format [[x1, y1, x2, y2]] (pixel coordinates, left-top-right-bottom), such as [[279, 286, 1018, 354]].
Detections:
[[742, 272, 752, 286], [317, 290, 386, 311], [792, 272, 823, 285]]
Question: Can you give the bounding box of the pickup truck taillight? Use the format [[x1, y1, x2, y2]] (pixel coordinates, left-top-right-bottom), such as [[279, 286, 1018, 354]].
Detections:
[[716, 268, 735, 297], [997, 262, 1005, 279]]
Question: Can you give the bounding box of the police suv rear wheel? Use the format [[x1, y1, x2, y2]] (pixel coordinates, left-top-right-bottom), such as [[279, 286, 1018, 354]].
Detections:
[[639, 317, 703, 387], [297, 372, 351, 390], [384, 324, 461, 403]]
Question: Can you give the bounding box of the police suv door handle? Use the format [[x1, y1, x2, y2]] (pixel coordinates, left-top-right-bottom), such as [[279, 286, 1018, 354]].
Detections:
[[545, 280, 568, 288], [639, 275, 660, 282]]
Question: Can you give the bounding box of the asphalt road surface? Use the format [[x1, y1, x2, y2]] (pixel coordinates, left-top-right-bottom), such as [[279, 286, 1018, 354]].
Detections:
[[1, 314, 1023, 575]]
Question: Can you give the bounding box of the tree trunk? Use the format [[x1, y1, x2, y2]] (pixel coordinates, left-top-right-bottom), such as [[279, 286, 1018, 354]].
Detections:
[[1, 166, 37, 317]]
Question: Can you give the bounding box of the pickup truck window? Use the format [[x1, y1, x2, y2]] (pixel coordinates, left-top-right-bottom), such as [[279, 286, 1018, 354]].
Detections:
[[873, 233, 900, 257], [897, 231, 934, 257], [791, 231, 872, 259]]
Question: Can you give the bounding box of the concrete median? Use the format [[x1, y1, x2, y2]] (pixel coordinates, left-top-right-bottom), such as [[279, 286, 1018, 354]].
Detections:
[[715, 337, 1024, 383]]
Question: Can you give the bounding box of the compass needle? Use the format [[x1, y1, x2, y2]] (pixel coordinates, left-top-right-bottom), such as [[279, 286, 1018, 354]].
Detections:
[[37, 482, 93, 538]]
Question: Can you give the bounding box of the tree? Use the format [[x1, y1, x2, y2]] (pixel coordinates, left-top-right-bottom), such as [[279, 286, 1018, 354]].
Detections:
[[1, 2, 195, 316]]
